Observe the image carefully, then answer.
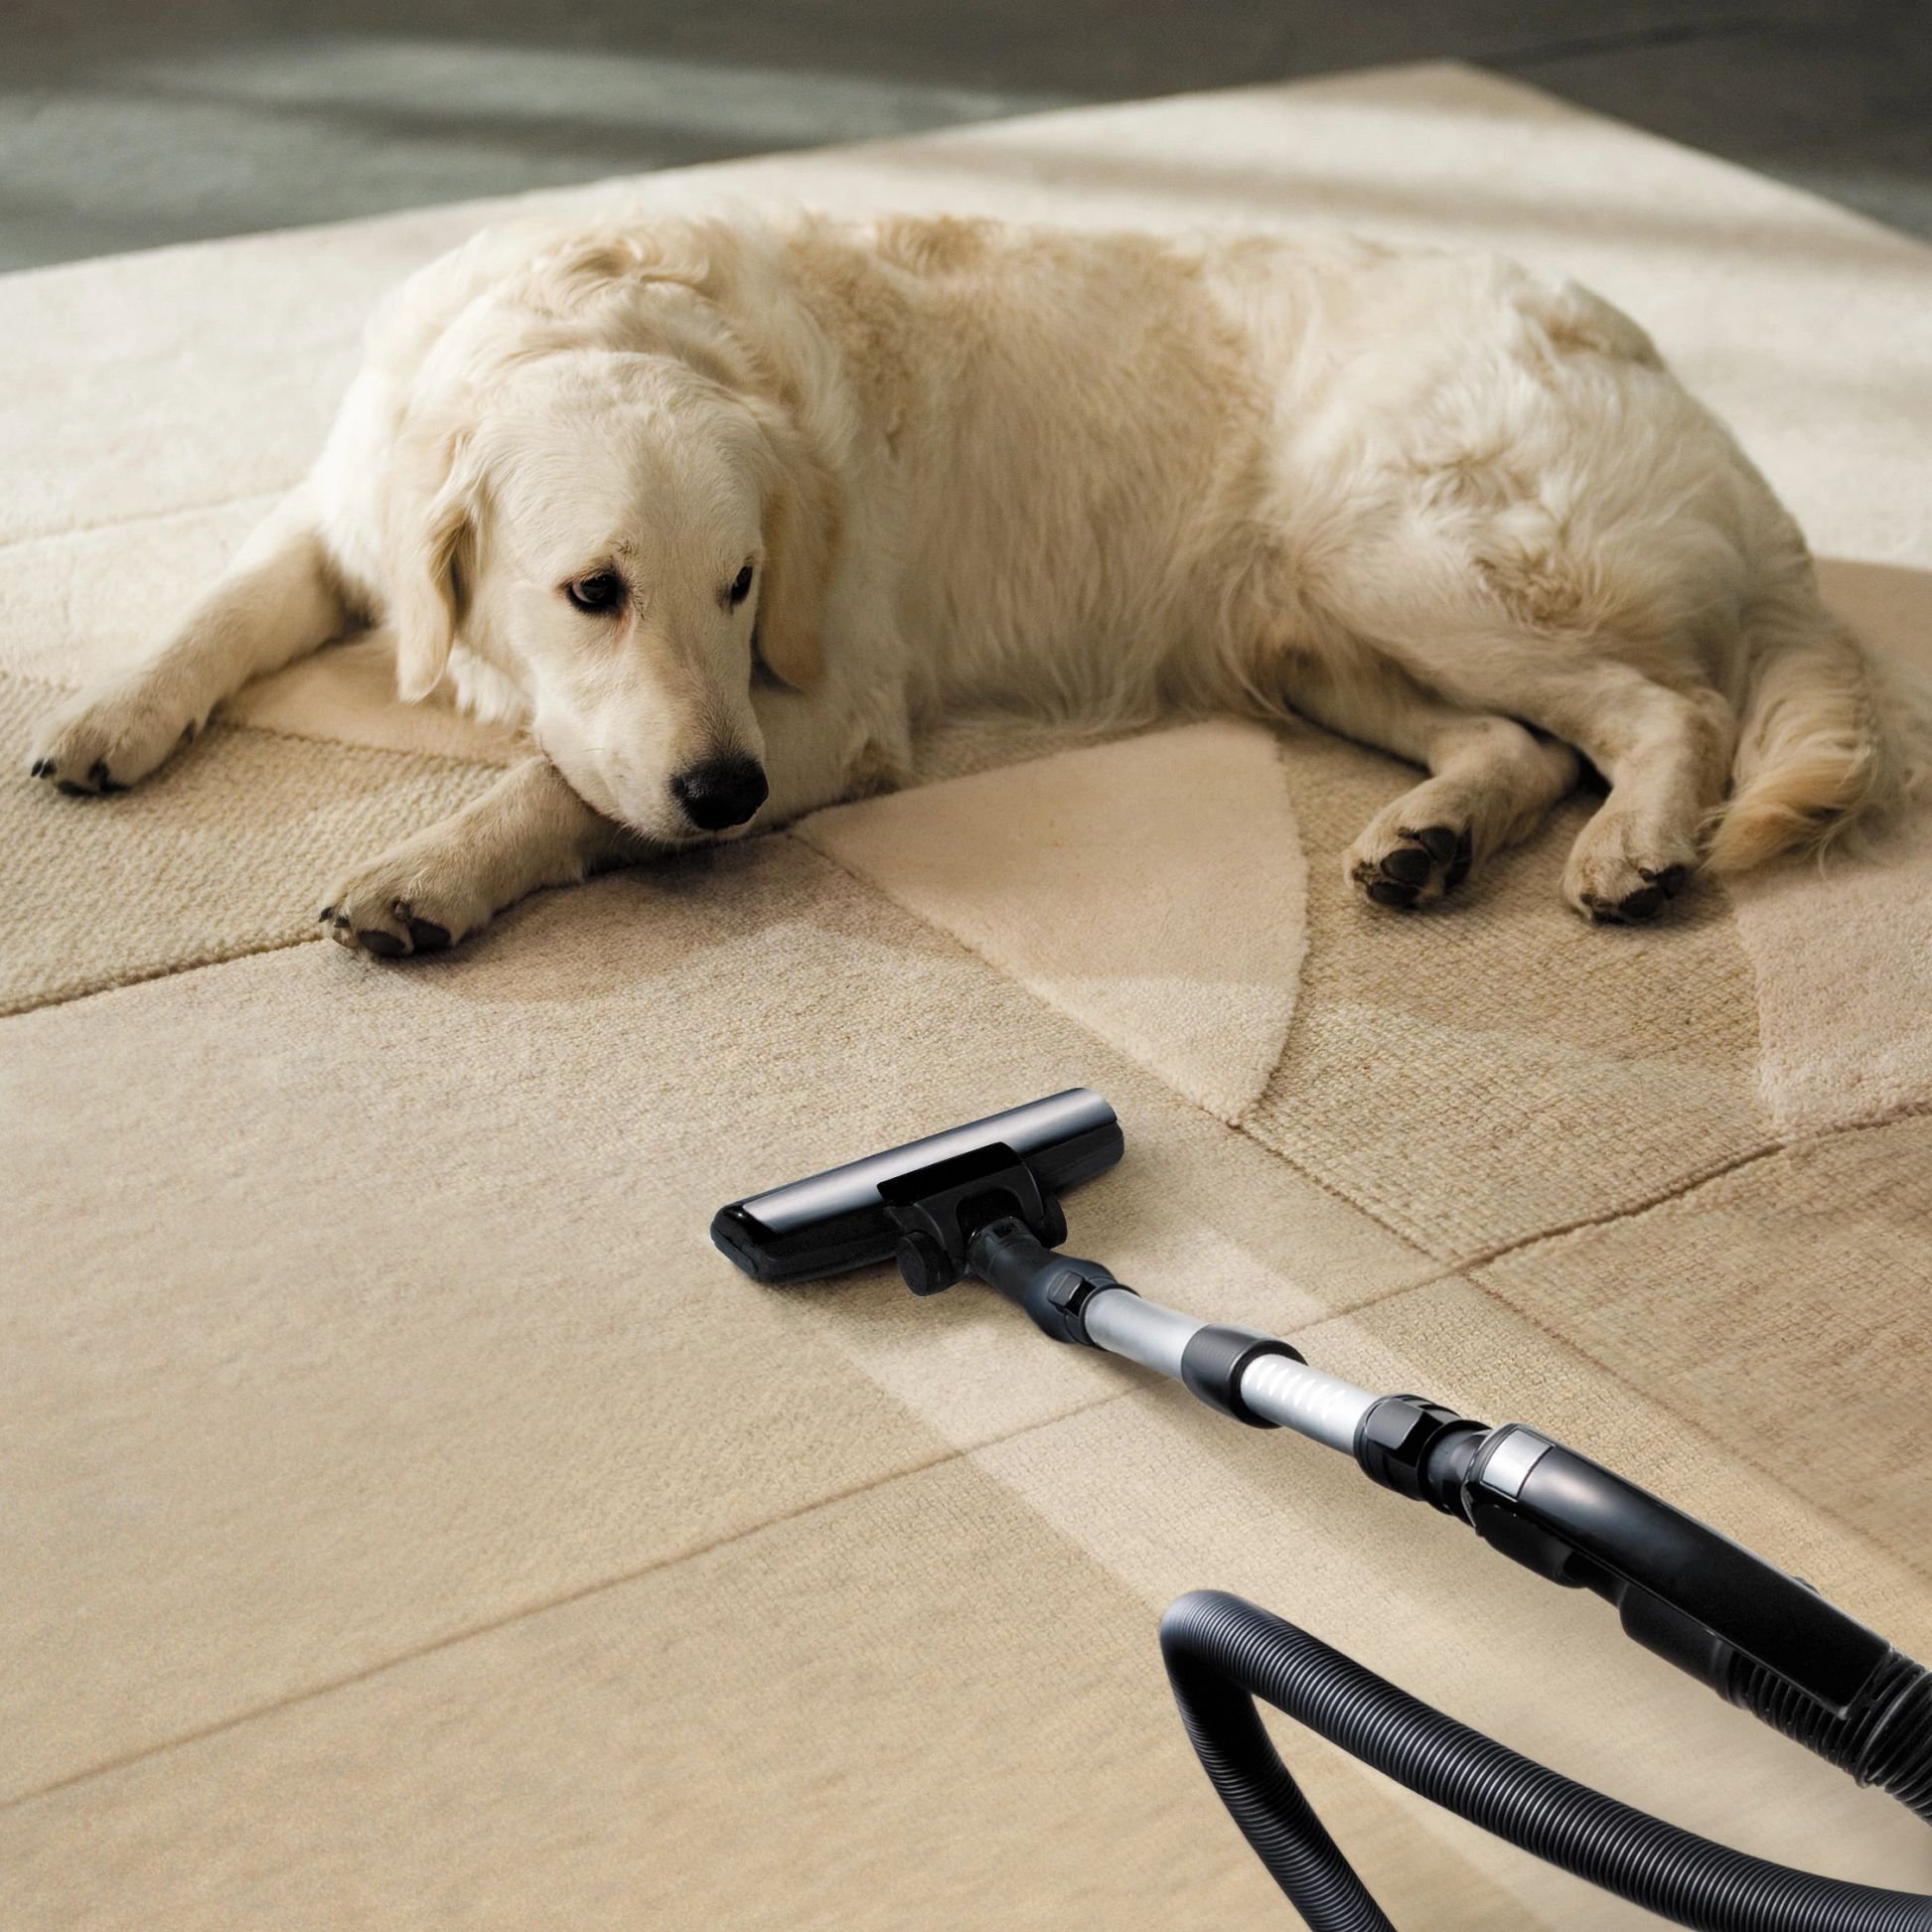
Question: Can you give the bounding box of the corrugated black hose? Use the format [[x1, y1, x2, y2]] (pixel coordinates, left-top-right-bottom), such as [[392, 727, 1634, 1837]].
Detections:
[[1161, 1590, 1932, 1932]]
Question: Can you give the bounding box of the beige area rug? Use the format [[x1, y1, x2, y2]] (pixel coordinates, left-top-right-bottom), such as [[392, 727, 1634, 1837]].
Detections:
[[4, 63, 1930, 1931]]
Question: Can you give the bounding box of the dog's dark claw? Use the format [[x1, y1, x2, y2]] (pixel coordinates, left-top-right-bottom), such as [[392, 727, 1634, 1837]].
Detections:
[[359, 929, 407, 958], [1366, 878, 1418, 909], [317, 906, 336, 924], [56, 779, 89, 797], [1642, 863, 1689, 899], [28, 758, 50, 778], [1380, 844, 1433, 887], [1445, 829, 1474, 891], [1412, 825, 1458, 866]]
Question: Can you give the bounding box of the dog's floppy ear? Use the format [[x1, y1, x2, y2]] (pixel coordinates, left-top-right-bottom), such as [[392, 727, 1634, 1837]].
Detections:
[[752, 407, 841, 692], [385, 421, 482, 703]]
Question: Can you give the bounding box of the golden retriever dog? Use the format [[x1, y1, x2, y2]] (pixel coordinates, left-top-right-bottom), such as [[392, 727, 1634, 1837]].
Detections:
[[27, 212, 1926, 955]]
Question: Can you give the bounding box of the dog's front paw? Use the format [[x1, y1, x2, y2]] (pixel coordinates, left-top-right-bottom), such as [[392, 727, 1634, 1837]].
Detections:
[[319, 852, 493, 961], [28, 680, 206, 796]]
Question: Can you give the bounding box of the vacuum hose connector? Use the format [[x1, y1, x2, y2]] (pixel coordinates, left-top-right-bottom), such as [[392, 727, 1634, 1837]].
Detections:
[[1348, 1400, 1896, 1718], [967, 1216, 1124, 1346]]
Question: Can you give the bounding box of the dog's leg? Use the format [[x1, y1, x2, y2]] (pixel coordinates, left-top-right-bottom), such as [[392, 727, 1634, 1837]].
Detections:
[[1391, 647, 1734, 923], [28, 499, 348, 796], [1284, 657, 1580, 910], [325, 674, 900, 958], [321, 756, 643, 958], [1531, 667, 1733, 923]]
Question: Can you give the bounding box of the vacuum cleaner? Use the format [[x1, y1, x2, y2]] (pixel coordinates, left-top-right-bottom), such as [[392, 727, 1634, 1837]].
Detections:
[[712, 1089, 1932, 1930]]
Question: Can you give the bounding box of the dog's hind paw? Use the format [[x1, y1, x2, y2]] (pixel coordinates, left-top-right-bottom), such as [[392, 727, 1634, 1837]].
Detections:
[[1563, 808, 1698, 925], [1348, 819, 1473, 911]]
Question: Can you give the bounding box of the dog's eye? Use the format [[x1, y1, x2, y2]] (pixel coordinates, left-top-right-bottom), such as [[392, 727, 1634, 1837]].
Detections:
[[564, 572, 625, 615], [727, 562, 755, 608]]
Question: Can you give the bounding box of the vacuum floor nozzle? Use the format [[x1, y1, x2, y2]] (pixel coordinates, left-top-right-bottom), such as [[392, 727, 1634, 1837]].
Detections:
[[709, 1088, 1122, 1283]]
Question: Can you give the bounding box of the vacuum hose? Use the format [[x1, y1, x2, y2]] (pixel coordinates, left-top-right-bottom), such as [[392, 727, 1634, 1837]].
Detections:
[[1161, 1590, 1932, 1932]]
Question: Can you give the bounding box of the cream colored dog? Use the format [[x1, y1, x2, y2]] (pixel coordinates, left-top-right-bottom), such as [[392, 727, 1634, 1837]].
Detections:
[[27, 212, 1924, 955]]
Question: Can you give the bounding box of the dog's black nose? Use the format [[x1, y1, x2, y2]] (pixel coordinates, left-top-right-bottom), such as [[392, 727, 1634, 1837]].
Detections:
[[669, 754, 769, 831]]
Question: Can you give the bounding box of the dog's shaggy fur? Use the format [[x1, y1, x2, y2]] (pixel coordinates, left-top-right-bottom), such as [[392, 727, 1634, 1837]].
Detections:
[[29, 211, 1927, 953]]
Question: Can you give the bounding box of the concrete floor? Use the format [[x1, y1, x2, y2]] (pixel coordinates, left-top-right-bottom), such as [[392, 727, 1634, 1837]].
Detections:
[[1, 0, 1927, 270]]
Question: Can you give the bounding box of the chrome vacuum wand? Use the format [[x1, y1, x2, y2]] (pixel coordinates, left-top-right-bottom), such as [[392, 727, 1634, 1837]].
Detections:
[[712, 1090, 1932, 1931]]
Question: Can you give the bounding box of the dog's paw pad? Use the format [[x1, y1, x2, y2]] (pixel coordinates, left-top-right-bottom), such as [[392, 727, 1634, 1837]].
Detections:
[[1582, 883, 1670, 925], [1378, 844, 1433, 888], [1350, 821, 1474, 913]]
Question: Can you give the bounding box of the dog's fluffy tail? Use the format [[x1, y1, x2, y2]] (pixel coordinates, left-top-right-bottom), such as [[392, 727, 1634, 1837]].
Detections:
[[1705, 580, 1931, 874]]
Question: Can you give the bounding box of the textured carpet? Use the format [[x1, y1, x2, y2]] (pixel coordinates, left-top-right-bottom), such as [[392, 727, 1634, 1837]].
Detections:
[[4, 63, 1930, 1930]]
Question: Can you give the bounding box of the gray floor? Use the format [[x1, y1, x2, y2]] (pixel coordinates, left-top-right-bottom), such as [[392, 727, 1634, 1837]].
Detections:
[[1, 0, 1927, 271]]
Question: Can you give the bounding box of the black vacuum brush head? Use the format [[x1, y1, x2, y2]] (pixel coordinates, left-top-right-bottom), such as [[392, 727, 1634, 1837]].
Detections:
[[710, 1088, 1123, 1283]]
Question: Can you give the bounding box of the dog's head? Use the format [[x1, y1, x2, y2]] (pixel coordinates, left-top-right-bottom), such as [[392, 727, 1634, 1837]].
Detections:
[[382, 229, 839, 843]]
